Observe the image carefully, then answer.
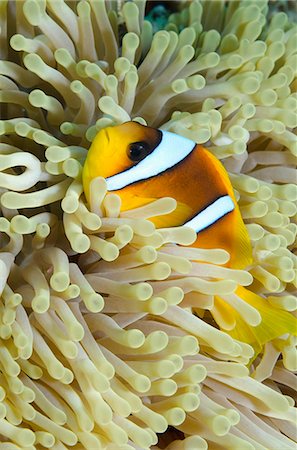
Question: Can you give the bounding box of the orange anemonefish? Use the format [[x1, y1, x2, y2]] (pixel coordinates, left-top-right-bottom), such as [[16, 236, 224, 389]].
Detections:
[[83, 121, 252, 269], [83, 121, 297, 352]]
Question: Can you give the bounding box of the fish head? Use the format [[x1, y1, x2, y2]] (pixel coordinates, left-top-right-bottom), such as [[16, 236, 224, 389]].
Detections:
[[82, 121, 162, 200]]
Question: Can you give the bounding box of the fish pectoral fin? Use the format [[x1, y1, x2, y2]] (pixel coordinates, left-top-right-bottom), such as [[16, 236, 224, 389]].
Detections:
[[119, 193, 192, 227], [119, 194, 158, 211], [150, 201, 193, 228]]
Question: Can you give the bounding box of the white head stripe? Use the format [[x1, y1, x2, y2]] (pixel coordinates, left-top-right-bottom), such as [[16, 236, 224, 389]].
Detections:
[[106, 130, 195, 191], [184, 195, 235, 232]]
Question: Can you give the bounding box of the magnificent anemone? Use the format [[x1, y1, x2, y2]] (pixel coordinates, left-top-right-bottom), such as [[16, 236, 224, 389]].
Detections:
[[0, 1, 296, 449]]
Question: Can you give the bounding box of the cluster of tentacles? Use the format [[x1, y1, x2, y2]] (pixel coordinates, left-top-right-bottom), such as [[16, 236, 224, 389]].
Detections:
[[0, 1, 296, 449]]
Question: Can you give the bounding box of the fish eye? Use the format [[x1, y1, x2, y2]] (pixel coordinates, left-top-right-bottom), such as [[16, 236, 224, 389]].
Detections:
[[127, 142, 149, 162]]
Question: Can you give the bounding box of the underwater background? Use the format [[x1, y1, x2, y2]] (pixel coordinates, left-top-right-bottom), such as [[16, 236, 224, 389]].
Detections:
[[0, 1, 296, 449]]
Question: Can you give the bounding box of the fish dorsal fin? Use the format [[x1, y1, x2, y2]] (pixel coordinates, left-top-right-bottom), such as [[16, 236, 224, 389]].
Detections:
[[199, 146, 237, 202], [198, 147, 253, 269]]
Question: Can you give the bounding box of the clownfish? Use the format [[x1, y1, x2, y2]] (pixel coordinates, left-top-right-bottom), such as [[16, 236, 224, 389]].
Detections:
[[83, 121, 297, 352], [83, 121, 252, 269]]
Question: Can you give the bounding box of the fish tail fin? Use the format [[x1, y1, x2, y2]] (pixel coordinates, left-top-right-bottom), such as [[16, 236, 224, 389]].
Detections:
[[215, 286, 297, 357]]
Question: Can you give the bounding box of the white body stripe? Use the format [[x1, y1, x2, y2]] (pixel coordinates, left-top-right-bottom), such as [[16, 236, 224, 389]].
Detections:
[[106, 130, 195, 191], [184, 195, 234, 232]]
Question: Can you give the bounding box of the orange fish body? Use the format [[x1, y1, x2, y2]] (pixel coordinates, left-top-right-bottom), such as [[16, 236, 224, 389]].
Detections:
[[83, 121, 297, 351], [83, 121, 252, 269]]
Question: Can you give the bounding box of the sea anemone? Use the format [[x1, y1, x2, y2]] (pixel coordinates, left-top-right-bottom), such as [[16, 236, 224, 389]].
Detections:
[[0, 0, 296, 449]]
